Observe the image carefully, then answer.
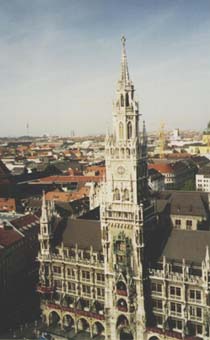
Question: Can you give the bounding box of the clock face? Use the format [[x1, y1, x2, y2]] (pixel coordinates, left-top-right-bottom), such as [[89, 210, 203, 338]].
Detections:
[[117, 166, 126, 175]]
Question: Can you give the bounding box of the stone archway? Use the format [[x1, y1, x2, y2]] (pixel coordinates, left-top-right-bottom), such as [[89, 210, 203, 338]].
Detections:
[[148, 337, 160, 340], [49, 310, 60, 327], [92, 321, 105, 336], [77, 317, 90, 333], [117, 315, 133, 340], [63, 314, 74, 330], [120, 329, 134, 340]]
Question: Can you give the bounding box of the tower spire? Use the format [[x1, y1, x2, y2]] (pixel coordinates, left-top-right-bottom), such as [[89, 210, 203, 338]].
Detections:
[[120, 36, 130, 85]]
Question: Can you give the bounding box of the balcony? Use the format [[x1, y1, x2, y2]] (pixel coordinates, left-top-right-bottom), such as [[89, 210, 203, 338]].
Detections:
[[147, 327, 182, 339], [170, 311, 182, 317], [46, 303, 105, 320], [37, 285, 54, 294]]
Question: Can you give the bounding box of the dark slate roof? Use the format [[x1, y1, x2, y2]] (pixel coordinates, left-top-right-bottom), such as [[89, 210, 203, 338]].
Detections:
[[156, 199, 168, 214], [148, 168, 164, 181], [162, 229, 210, 264], [198, 165, 210, 175], [169, 191, 208, 218], [79, 207, 100, 220], [55, 197, 89, 217], [62, 218, 102, 251]]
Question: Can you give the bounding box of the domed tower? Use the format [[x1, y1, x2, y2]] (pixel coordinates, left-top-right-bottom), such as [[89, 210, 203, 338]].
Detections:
[[202, 121, 210, 146], [101, 37, 155, 340]]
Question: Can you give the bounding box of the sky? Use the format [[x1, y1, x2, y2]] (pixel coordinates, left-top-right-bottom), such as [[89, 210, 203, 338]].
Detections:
[[0, 0, 210, 137]]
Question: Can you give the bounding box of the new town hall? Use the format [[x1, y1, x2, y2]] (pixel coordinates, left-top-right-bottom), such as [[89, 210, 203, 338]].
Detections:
[[37, 38, 210, 340]]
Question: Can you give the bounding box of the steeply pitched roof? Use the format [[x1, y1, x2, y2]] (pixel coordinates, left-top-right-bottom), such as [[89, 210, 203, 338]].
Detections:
[[162, 229, 210, 264], [62, 218, 102, 251]]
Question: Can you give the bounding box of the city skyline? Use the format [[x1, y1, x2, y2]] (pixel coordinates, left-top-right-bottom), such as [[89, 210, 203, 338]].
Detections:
[[0, 0, 210, 136]]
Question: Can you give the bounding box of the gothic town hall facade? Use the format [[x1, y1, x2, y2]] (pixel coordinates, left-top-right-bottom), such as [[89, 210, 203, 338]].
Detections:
[[38, 38, 210, 340]]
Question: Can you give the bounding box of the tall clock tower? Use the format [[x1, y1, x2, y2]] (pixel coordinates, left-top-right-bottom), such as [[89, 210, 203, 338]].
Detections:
[[101, 37, 154, 340]]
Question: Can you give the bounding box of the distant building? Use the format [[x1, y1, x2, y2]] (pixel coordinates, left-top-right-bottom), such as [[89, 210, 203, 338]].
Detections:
[[202, 121, 210, 146], [148, 160, 196, 190], [159, 191, 210, 231], [196, 165, 210, 192], [188, 122, 210, 155], [148, 168, 165, 192]]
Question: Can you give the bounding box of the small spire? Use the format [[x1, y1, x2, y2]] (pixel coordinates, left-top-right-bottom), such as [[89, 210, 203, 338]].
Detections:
[[42, 190, 46, 207], [120, 36, 130, 84], [41, 190, 48, 221], [143, 120, 147, 143]]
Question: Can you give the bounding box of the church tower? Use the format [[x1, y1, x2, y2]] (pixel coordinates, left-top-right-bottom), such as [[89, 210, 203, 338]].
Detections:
[[101, 37, 154, 340]]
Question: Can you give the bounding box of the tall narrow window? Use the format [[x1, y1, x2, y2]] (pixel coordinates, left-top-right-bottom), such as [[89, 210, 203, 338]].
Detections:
[[119, 122, 124, 139], [127, 122, 132, 139], [123, 189, 129, 201], [121, 94, 124, 107], [114, 188, 120, 201], [125, 93, 129, 107]]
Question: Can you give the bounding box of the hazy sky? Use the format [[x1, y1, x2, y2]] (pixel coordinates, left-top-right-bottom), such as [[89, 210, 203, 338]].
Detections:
[[0, 0, 210, 136]]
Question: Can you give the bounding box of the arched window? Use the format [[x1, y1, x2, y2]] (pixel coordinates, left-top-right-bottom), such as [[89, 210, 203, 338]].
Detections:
[[115, 148, 119, 158], [125, 93, 129, 107], [114, 188, 120, 201], [117, 314, 129, 328], [121, 94, 124, 107], [127, 122, 132, 139], [122, 189, 129, 201], [119, 122, 124, 139], [49, 311, 60, 326], [116, 281, 127, 293], [117, 298, 128, 312], [121, 148, 125, 158]]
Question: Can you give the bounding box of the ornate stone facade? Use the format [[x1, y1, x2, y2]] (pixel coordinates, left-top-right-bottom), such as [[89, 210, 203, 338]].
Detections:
[[37, 38, 210, 340]]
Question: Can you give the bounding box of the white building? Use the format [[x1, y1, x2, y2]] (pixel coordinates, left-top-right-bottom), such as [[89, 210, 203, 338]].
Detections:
[[196, 167, 210, 192]]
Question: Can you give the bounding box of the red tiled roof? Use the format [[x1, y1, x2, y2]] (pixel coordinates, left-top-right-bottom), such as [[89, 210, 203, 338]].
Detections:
[[0, 198, 16, 212], [148, 163, 174, 174], [34, 175, 103, 184], [45, 186, 90, 202], [0, 227, 22, 247]]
